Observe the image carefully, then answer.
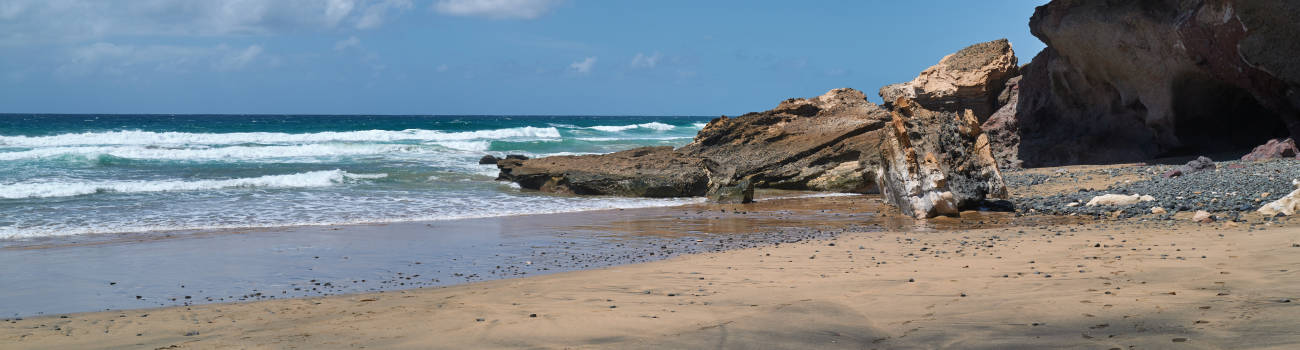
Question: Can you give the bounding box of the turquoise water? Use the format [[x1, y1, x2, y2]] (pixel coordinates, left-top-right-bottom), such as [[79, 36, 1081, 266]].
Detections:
[[0, 115, 714, 239]]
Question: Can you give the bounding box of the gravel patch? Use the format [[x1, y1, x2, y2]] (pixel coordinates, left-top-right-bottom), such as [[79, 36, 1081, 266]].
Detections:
[[1007, 159, 1300, 220]]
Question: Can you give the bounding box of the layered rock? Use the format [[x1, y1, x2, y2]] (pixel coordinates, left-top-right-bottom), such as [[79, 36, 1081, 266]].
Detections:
[[496, 86, 1012, 218], [677, 88, 891, 193], [1008, 0, 1300, 166], [495, 146, 713, 198], [879, 39, 1019, 122], [875, 98, 1009, 218]]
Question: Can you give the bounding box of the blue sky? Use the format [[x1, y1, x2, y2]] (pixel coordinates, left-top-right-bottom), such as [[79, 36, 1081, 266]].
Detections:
[[0, 0, 1048, 116]]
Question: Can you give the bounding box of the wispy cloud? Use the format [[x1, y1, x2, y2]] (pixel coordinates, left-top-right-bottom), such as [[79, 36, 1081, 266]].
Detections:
[[433, 0, 561, 19], [568, 56, 596, 74], [334, 36, 362, 51], [0, 0, 414, 45], [56, 42, 267, 77], [630, 52, 661, 69]]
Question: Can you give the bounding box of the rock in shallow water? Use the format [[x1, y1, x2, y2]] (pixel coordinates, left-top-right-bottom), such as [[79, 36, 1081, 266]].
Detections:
[[495, 146, 713, 197]]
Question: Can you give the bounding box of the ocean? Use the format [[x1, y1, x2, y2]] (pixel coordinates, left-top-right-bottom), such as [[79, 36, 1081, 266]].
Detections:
[[0, 114, 715, 240]]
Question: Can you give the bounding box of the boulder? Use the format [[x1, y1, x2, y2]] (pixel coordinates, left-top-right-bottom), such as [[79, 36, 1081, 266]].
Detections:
[[1242, 138, 1299, 161], [1192, 210, 1215, 223], [495, 146, 713, 198], [1258, 180, 1300, 216], [1162, 156, 1216, 178], [875, 98, 1009, 218], [1007, 0, 1300, 167], [504, 154, 529, 161], [478, 155, 500, 165], [678, 88, 891, 193], [879, 39, 1019, 122]]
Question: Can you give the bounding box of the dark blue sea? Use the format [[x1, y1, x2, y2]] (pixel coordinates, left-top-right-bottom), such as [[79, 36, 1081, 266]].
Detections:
[[0, 114, 714, 239]]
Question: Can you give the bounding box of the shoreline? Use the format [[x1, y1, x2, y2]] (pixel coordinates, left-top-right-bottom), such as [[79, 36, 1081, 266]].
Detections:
[[0, 193, 899, 317], [0, 190, 863, 250], [0, 189, 1080, 318], [4, 214, 1296, 348]]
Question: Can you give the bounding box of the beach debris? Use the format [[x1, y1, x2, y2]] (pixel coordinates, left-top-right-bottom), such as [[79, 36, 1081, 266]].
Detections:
[[1192, 210, 1214, 223], [1085, 194, 1155, 207], [1258, 180, 1300, 217], [1163, 156, 1216, 178]]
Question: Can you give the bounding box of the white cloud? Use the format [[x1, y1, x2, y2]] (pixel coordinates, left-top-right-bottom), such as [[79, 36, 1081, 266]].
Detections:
[[630, 52, 661, 69], [217, 45, 264, 71], [0, 0, 415, 44], [568, 56, 596, 74], [334, 36, 362, 51], [56, 42, 267, 77], [433, 0, 561, 19], [356, 0, 414, 29]]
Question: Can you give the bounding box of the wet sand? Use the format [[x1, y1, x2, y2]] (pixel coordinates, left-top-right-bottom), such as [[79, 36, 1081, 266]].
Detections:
[[4, 213, 1299, 348], [2, 191, 1049, 318]]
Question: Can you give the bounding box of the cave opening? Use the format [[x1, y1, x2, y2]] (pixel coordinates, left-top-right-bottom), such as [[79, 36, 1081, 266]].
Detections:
[[1167, 73, 1288, 157]]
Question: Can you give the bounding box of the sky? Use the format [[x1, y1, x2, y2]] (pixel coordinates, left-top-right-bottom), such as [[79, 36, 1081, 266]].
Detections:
[[0, 0, 1049, 116]]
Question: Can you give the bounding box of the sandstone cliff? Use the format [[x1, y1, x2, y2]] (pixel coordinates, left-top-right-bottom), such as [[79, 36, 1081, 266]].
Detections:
[[1003, 0, 1300, 166]]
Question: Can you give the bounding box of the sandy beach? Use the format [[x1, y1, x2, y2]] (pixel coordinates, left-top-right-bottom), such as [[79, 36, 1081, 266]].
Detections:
[[4, 202, 1298, 348]]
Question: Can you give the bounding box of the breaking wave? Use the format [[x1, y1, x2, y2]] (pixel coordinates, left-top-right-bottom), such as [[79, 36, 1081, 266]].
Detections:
[[0, 170, 387, 199], [0, 127, 562, 147]]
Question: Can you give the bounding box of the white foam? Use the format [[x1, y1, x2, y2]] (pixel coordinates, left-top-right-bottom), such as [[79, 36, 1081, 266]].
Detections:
[[430, 140, 491, 152], [0, 170, 386, 199], [0, 144, 424, 161], [587, 122, 676, 132], [0, 127, 561, 147], [0, 194, 704, 239], [691, 122, 709, 128]]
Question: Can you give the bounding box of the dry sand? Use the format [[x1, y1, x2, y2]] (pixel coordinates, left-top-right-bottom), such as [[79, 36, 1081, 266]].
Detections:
[[4, 214, 1299, 349]]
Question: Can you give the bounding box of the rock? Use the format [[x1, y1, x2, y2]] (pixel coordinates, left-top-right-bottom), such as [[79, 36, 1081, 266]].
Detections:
[[1258, 180, 1300, 216], [982, 76, 1023, 169], [879, 39, 1019, 122], [504, 154, 529, 161], [1066, 202, 1080, 207], [1242, 138, 1299, 161], [709, 176, 754, 204], [1085, 194, 1155, 207], [678, 88, 891, 193], [1151, 207, 1167, 214], [495, 146, 713, 197], [1163, 156, 1216, 178], [1192, 210, 1214, 223], [1008, 0, 1300, 166], [478, 155, 500, 165], [875, 97, 1009, 218]]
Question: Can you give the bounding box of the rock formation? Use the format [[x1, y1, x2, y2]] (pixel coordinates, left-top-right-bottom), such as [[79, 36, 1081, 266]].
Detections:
[[495, 89, 891, 201], [875, 98, 1010, 218], [1005, 0, 1300, 166], [981, 76, 1023, 169], [495, 146, 713, 198], [497, 47, 1015, 218], [879, 39, 1019, 122], [677, 88, 891, 194]]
